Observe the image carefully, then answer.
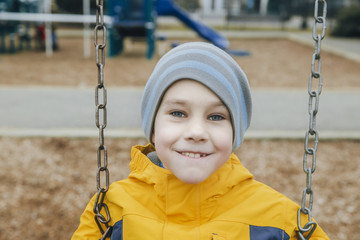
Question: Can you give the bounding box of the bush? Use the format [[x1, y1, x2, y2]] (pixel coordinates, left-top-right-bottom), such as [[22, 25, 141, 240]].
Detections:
[[331, 6, 360, 37]]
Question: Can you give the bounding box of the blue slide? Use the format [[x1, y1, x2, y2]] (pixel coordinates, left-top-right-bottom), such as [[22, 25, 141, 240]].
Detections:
[[156, 0, 229, 50]]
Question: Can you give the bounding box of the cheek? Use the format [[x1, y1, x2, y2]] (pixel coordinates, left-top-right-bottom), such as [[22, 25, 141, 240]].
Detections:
[[152, 121, 178, 147], [217, 135, 233, 156], [213, 128, 233, 168], [213, 124, 233, 150]]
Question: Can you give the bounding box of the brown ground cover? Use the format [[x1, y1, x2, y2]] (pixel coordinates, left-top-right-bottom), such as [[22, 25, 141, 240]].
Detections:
[[1, 37, 360, 89], [0, 34, 359, 240], [0, 137, 359, 239]]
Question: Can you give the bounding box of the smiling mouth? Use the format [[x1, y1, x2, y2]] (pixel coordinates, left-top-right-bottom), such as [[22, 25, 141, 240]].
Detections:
[[179, 152, 209, 158]]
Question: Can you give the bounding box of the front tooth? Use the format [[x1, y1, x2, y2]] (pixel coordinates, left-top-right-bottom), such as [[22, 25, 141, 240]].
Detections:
[[195, 153, 200, 158], [189, 153, 195, 158]]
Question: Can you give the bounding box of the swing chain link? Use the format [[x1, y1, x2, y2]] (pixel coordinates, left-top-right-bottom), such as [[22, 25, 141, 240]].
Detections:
[[297, 1, 326, 239], [94, 0, 113, 239]]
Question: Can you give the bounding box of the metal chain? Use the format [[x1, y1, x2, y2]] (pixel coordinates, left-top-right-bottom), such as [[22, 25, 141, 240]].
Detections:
[[93, 0, 112, 239], [297, 1, 327, 239]]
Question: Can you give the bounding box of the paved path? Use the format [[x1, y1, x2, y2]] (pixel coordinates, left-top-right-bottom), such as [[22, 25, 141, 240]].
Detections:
[[1, 87, 359, 139]]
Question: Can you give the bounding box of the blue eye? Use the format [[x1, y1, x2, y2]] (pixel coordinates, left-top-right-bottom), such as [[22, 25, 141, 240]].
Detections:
[[209, 114, 224, 121], [171, 111, 186, 118]]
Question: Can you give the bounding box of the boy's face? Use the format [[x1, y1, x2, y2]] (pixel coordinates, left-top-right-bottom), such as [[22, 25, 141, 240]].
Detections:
[[152, 79, 233, 184]]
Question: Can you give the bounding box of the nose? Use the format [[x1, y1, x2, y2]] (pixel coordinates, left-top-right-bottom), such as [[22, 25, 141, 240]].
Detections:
[[184, 118, 208, 143]]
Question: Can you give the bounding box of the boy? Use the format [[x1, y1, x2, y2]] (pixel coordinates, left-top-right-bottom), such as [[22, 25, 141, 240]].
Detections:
[[72, 42, 329, 239]]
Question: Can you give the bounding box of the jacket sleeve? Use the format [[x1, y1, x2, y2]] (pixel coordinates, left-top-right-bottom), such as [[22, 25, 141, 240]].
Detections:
[[71, 194, 103, 240]]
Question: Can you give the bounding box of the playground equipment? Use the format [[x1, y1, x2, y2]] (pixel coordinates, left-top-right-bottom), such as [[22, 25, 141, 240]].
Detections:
[[0, 0, 59, 55], [156, 0, 229, 49], [107, 0, 230, 59], [0, 0, 35, 53], [0, 0, 239, 58], [0, 0, 113, 57], [107, 0, 156, 58]]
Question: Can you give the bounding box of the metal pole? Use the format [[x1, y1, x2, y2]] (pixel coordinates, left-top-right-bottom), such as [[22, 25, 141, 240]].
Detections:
[[83, 0, 91, 58], [259, 0, 269, 16], [44, 0, 52, 57]]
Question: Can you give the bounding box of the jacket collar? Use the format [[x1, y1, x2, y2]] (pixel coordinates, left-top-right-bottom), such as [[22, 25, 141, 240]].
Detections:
[[129, 143, 253, 196], [128, 144, 253, 222]]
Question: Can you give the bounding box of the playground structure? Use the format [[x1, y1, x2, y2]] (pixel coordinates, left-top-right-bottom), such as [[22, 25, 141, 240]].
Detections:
[[0, 0, 60, 54], [0, 0, 233, 59], [0, 0, 36, 53], [107, 0, 230, 58]]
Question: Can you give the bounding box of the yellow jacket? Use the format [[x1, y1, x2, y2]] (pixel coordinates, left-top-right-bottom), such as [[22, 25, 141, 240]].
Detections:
[[72, 144, 329, 240]]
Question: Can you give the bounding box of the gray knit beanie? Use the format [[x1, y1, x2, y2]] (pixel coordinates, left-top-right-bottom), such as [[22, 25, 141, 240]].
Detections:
[[141, 42, 252, 151]]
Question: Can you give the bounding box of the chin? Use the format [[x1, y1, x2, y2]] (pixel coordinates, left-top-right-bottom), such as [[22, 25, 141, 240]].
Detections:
[[177, 174, 208, 185]]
